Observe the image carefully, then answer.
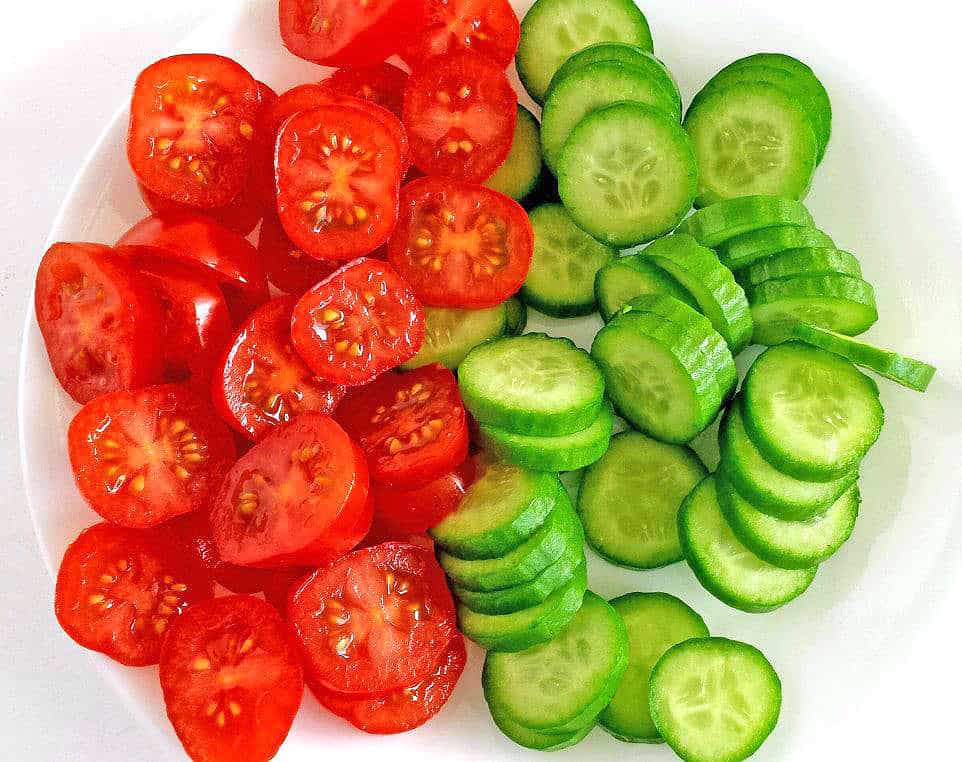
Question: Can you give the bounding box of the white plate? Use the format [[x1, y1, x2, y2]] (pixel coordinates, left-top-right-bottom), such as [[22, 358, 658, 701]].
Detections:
[[17, 0, 962, 759]]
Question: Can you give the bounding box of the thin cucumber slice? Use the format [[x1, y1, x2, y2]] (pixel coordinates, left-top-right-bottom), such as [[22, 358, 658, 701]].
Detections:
[[718, 475, 860, 570], [522, 204, 617, 317], [455, 554, 586, 615], [678, 195, 813, 247], [479, 404, 614, 472], [459, 564, 588, 652], [458, 333, 605, 436], [679, 477, 818, 612], [719, 397, 858, 520], [599, 593, 709, 743], [748, 273, 878, 345], [503, 297, 527, 336], [684, 82, 818, 207], [595, 255, 698, 322], [650, 637, 782, 762], [516, 0, 653, 104], [402, 304, 507, 370], [792, 323, 937, 392], [557, 102, 697, 247], [640, 234, 753, 352], [485, 106, 544, 202], [483, 591, 629, 731], [737, 247, 862, 288], [489, 707, 593, 751], [577, 431, 707, 569], [717, 224, 834, 271], [743, 343, 884, 481], [430, 464, 561, 559]]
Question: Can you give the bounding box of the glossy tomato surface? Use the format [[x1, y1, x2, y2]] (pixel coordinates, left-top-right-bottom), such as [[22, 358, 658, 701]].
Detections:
[[258, 210, 339, 295], [372, 455, 475, 534], [322, 63, 408, 116], [402, 0, 520, 69], [137, 181, 263, 238]]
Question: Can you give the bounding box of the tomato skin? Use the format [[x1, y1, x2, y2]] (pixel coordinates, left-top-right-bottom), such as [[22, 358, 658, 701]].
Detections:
[[291, 258, 426, 386], [68, 384, 237, 528], [372, 455, 475, 534], [309, 631, 466, 733], [322, 63, 409, 117], [128, 54, 261, 209], [137, 181, 263, 238], [55, 522, 214, 666], [160, 595, 303, 762], [401, 0, 521, 69], [258, 209, 339, 295]]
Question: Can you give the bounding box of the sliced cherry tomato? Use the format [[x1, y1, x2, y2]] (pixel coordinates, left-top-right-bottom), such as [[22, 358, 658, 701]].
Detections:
[[136, 181, 263, 238], [372, 455, 475, 534], [35, 243, 164, 403], [213, 296, 347, 441], [55, 522, 213, 666], [258, 210, 339, 295], [68, 385, 236, 528], [210, 413, 370, 567], [388, 177, 533, 307], [291, 258, 425, 385], [160, 595, 303, 762], [322, 63, 408, 116], [127, 54, 260, 209], [309, 631, 466, 733], [402, 0, 520, 69], [403, 50, 516, 182], [289, 541, 457, 693], [261, 567, 312, 614], [337, 364, 468, 488]]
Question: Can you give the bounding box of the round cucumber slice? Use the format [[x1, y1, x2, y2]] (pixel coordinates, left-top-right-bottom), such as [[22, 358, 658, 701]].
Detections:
[[737, 247, 862, 288], [717, 224, 834, 271], [454, 554, 586, 615], [678, 195, 813, 247], [402, 303, 507, 370], [503, 297, 527, 336], [595, 255, 698, 322], [489, 707, 593, 751], [485, 106, 544, 202]]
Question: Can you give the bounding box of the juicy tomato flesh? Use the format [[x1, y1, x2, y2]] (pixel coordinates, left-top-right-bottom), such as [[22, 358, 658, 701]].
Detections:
[[291, 258, 425, 386], [402, 0, 521, 69], [289, 542, 457, 694], [372, 455, 476, 535], [322, 63, 408, 117], [160, 596, 303, 762], [67, 384, 236, 528], [258, 210, 340, 295], [55, 522, 213, 666]]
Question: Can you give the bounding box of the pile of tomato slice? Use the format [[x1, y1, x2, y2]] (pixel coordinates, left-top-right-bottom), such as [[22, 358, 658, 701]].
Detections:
[[39, 1, 529, 759]]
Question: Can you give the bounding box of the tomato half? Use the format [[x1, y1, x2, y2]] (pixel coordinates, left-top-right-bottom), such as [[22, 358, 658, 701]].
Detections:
[[402, 0, 521, 69], [388, 177, 533, 307], [128, 54, 260, 209], [137, 182, 263, 238], [372, 455, 475, 534], [403, 50, 516, 181], [213, 296, 347, 441], [55, 522, 213, 666], [35, 243, 164, 403], [160, 595, 303, 762], [209, 413, 370, 567], [258, 210, 339, 295], [289, 542, 457, 693], [337, 364, 468, 488], [322, 63, 408, 117], [68, 385, 236, 528], [309, 632, 466, 734], [291, 258, 425, 385]]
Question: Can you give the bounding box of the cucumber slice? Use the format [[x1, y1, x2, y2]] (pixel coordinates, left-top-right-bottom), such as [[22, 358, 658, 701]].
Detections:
[[599, 593, 709, 743], [458, 333, 605, 436], [678, 195, 813, 247], [479, 404, 614, 472], [792, 323, 937, 392], [748, 273, 878, 345], [684, 82, 818, 207], [718, 475, 860, 570], [489, 707, 593, 751], [483, 591, 629, 731], [503, 297, 527, 336], [719, 397, 858, 520], [737, 247, 862, 288], [516, 0, 653, 104], [459, 564, 588, 652], [430, 464, 561, 559], [522, 204, 617, 317], [595, 255, 698, 322], [577, 431, 707, 569], [717, 224, 834, 270], [455, 554, 586, 615], [650, 637, 782, 762], [485, 106, 544, 203], [679, 477, 817, 612], [640, 234, 753, 352], [743, 343, 884, 481], [402, 304, 507, 370]]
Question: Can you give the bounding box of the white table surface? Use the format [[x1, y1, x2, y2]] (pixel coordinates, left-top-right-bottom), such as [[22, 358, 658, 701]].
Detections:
[[2, 1, 959, 760]]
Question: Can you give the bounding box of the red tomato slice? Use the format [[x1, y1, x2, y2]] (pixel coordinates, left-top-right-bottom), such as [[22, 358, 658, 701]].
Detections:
[[322, 63, 409, 117], [159, 595, 303, 762], [258, 209, 339, 295], [213, 296, 347, 441], [309, 631, 466, 733], [403, 50, 516, 181], [127, 54, 260, 209], [291, 258, 425, 386], [289, 541, 457, 693], [55, 522, 213, 666], [337, 364, 468, 488], [275, 105, 403, 262], [261, 567, 313, 614], [209, 413, 370, 567], [34, 243, 164, 403], [136, 181, 263, 238], [402, 0, 520, 69], [388, 177, 533, 307], [372, 455, 475, 534], [68, 385, 237, 528]]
